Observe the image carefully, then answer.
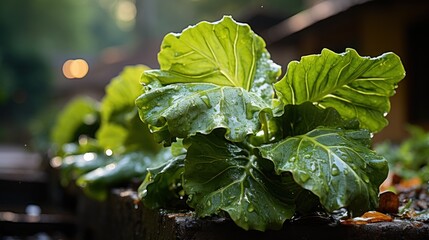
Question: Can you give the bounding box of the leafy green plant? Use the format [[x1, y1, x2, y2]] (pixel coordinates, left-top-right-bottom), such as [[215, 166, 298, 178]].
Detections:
[[135, 16, 405, 231], [50, 15, 406, 232]]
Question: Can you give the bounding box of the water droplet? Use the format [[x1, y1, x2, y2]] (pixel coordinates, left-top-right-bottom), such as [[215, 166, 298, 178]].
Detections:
[[200, 95, 212, 108], [299, 172, 310, 182], [309, 163, 316, 171], [331, 166, 340, 176], [288, 156, 296, 162], [207, 200, 211, 207], [247, 204, 255, 213], [141, 189, 148, 197], [362, 175, 370, 183]]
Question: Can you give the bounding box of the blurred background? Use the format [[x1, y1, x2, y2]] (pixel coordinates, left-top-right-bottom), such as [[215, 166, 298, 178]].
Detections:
[[1, 0, 429, 151], [0, 0, 305, 150], [0, 0, 428, 238]]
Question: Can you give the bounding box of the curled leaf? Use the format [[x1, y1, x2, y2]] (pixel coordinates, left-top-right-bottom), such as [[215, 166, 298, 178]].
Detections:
[[274, 48, 405, 132]]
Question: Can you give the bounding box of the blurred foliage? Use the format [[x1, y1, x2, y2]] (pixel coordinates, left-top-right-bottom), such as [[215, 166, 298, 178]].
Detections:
[[0, 0, 133, 145], [50, 96, 101, 157], [141, 0, 304, 37], [374, 125, 429, 182], [0, 0, 305, 146]]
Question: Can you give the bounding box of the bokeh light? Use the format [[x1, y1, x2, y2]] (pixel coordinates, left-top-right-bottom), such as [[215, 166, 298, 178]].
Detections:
[[62, 59, 89, 79]]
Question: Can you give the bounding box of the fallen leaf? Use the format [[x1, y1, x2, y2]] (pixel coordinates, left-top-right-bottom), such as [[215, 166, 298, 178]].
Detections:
[[341, 211, 393, 225]]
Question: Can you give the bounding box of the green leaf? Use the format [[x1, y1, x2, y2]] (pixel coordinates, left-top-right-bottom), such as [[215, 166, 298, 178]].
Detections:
[[274, 48, 405, 132], [136, 83, 272, 144], [99, 65, 148, 124], [142, 15, 280, 102], [138, 155, 186, 209], [281, 102, 359, 137], [76, 151, 155, 201], [258, 127, 388, 216], [59, 152, 113, 187], [50, 96, 100, 155], [184, 132, 296, 231], [96, 65, 161, 154]]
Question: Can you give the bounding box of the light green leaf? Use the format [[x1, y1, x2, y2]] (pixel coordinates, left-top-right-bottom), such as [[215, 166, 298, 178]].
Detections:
[[100, 65, 149, 124], [184, 132, 296, 231], [142, 15, 280, 102], [96, 65, 161, 154], [274, 48, 405, 132], [50, 96, 100, 155], [136, 83, 272, 144], [59, 152, 112, 187], [76, 151, 160, 201], [259, 127, 388, 216]]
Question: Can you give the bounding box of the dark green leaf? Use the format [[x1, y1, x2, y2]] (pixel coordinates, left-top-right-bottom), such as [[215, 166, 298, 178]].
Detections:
[[138, 155, 186, 209], [76, 151, 162, 201], [259, 127, 388, 216], [59, 152, 112, 187], [184, 133, 296, 231], [281, 102, 359, 137]]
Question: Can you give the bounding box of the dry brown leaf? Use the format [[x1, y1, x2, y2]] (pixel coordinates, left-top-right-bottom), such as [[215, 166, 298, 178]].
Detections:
[[341, 211, 393, 225]]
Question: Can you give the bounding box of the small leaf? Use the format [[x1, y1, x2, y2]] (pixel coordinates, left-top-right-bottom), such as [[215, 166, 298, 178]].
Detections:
[[259, 127, 388, 216], [341, 211, 393, 225], [59, 152, 112, 186], [138, 155, 186, 209], [274, 48, 405, 132], [77, 151, 159, 201], [184, 132, 296, 231]]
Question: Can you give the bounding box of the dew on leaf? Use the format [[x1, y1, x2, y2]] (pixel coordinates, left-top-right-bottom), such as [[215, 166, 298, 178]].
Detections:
[[309, 162, 316, 172], [331, 165, 340, 176], [200, 94, 212, 108], [362, 174, 370, 183], [299, 172, 310, 182], [247, 204, 255, 213]]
